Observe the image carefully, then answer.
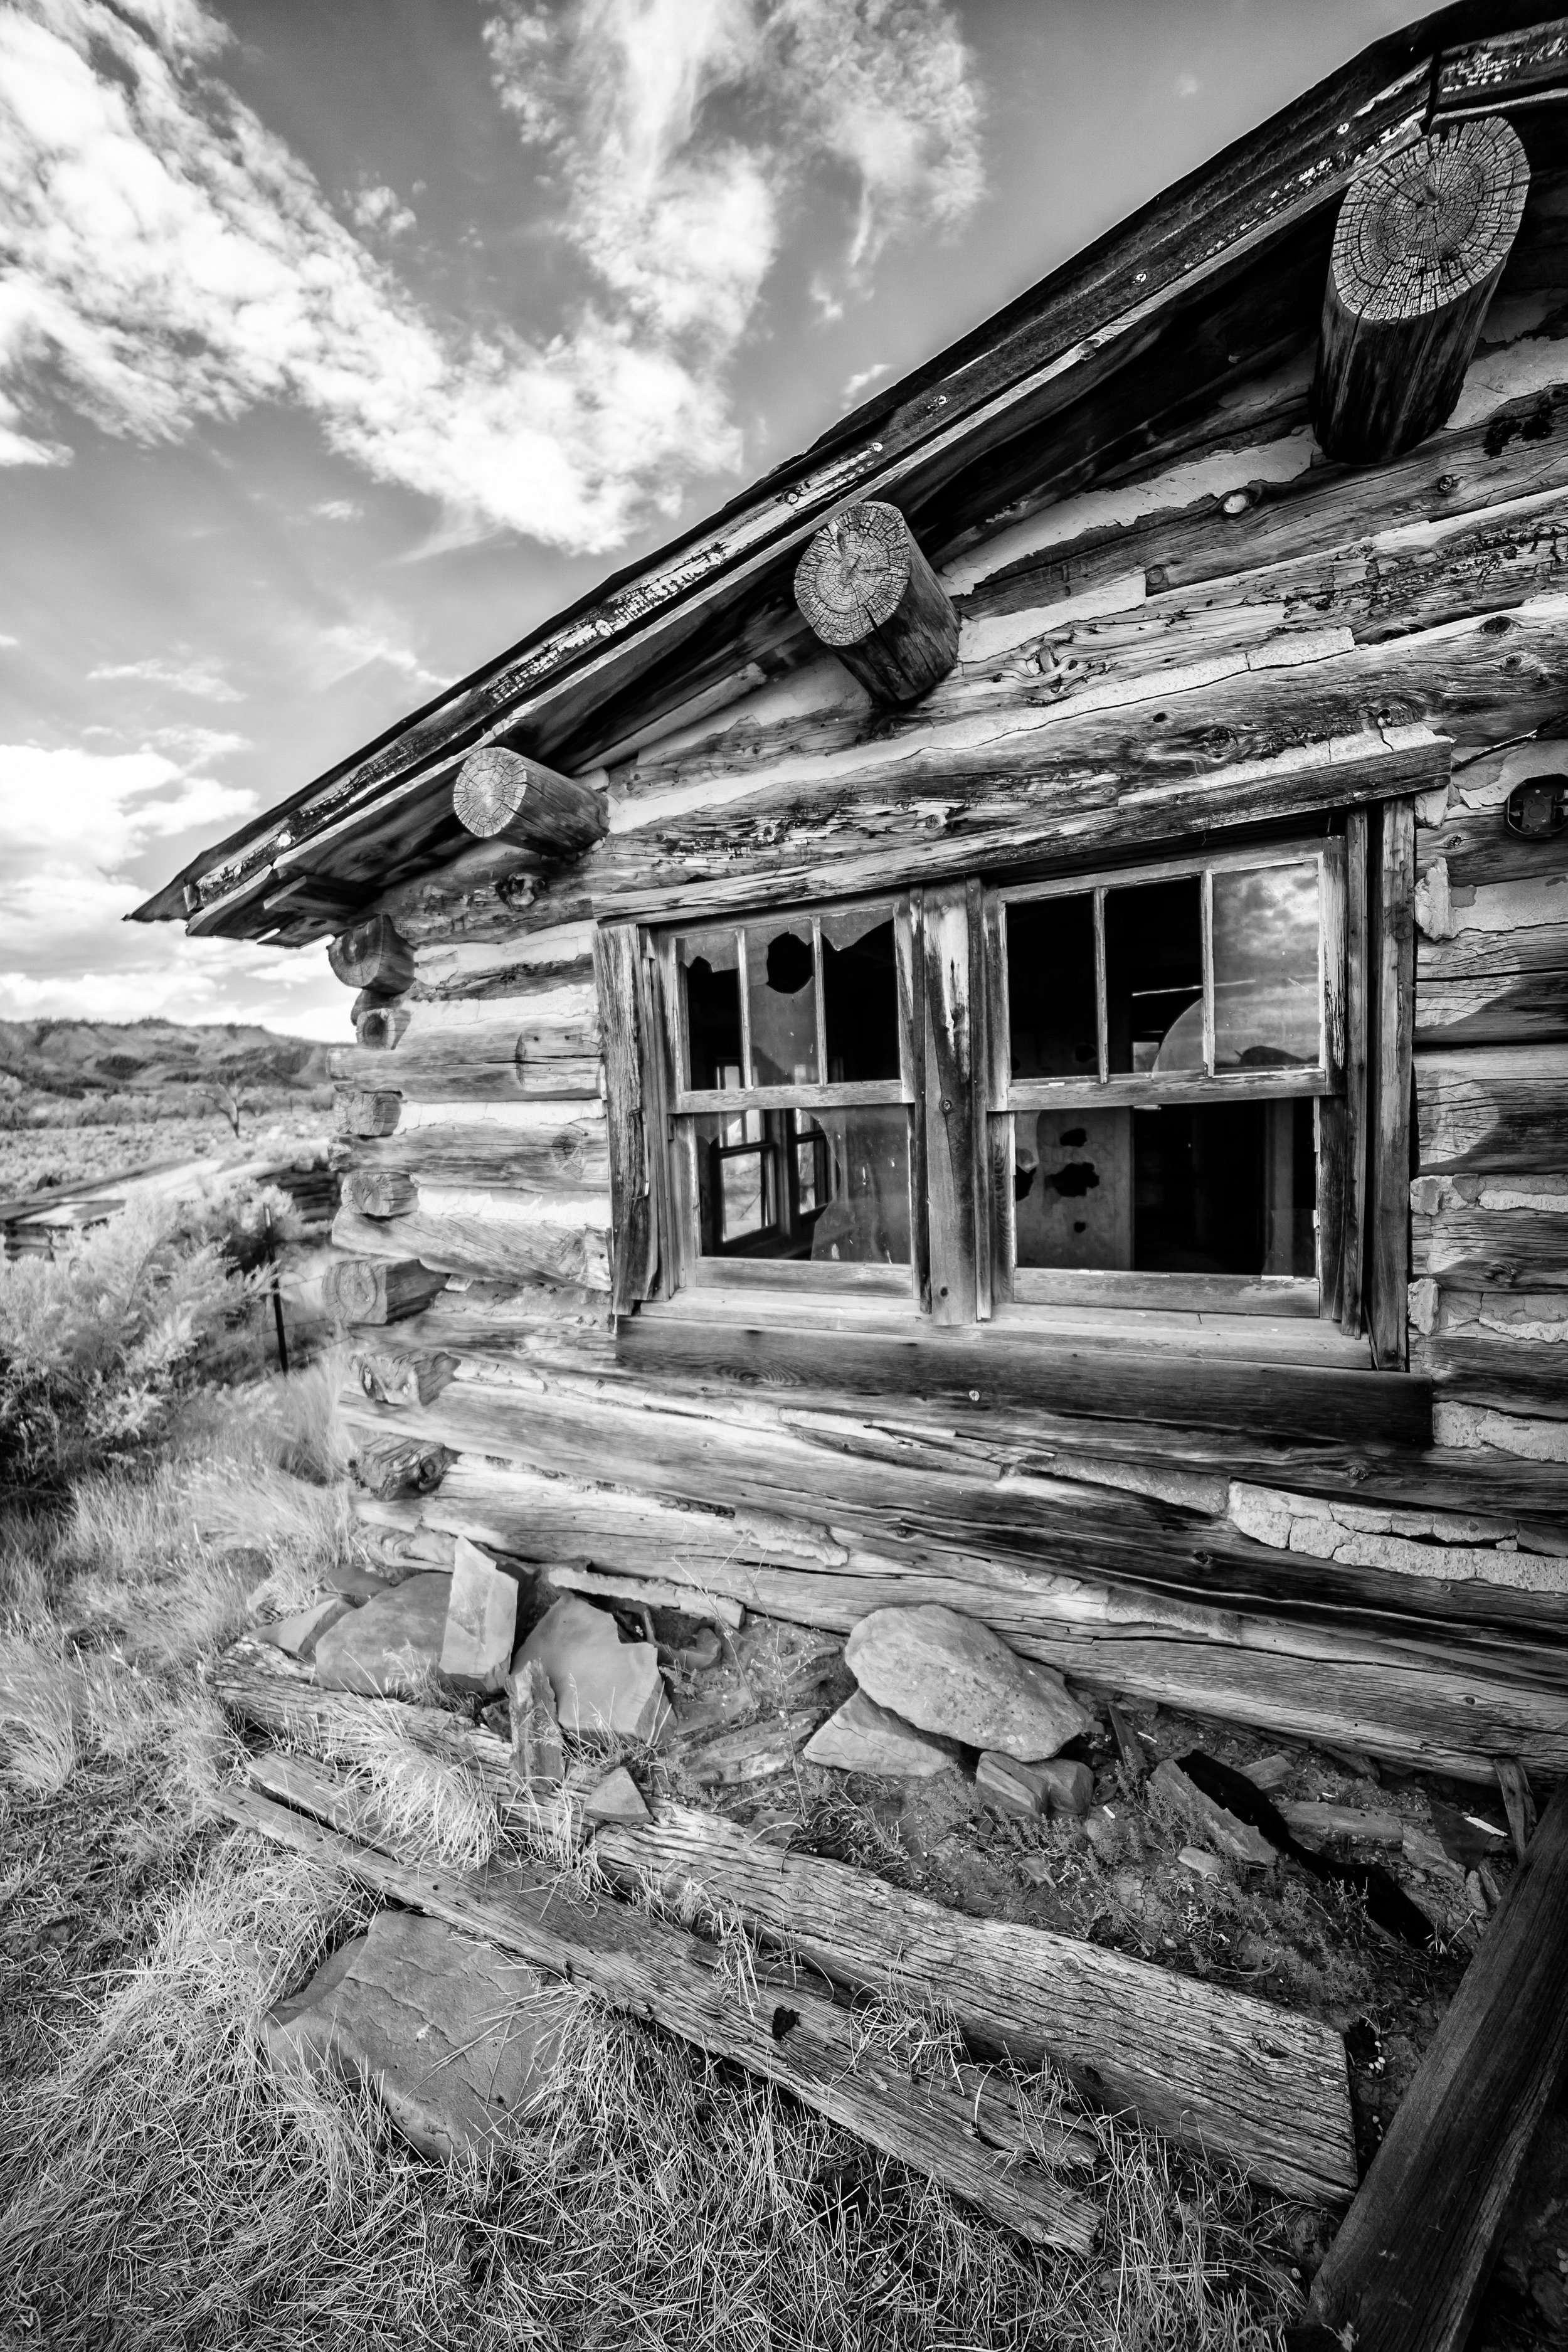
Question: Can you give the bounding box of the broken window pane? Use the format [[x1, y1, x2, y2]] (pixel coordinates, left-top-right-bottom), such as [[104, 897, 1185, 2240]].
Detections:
[[1105, 877, 1203, 1075], [1006, 894, 1099, 1080], [1014, 1099, 1315, 1276], [744, 920, 818, 1086], [822, 911, 900, 1082], [694, 1108, 910, 1263], [680, 930, 742, 1090], [1212, 862, 1322, 1071]]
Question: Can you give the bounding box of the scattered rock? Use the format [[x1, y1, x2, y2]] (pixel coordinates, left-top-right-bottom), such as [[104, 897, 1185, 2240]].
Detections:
[[675, 1626, 724, 1672], [1150, 1759, 1276, 1868], [324, 1560, 409, 1600], [1241, 1753, 1292, 1794], [844, 1605, 1092, 1761], [517, 1596, 668, 1744], [440, 1537, 518, 1695], [687, 1707, 820, 1787], [1402, 1823, 1468, 1888], [804, 1690, 956, 1779], [256, 1593, 353, 1662], [506, 1657, 565, 1793], [583, 1765, 650, 1824], [1278, 1800, 1404, 1847], [1178, 1845, 1224, 1883], [1036, 1758, 1094, 1817], [313, 1572, 452, 1697], [262, 1909, 559, 2159], [1464, 1867, 1490, 1917], [977, 1751, 1046, 1814]]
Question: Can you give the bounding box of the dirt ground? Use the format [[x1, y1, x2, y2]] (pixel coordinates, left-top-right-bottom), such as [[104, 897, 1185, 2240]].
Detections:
[[0, 1106, 332, 1202]]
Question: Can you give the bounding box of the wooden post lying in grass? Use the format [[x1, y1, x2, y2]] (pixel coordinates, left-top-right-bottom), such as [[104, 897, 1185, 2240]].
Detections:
[[453, 746, 607, 857], [793, 501, 958, 704], [1314, 117, 1528, 465], [1306, 1780, 1568, 2351], [219, 1754, 1102, 2254]]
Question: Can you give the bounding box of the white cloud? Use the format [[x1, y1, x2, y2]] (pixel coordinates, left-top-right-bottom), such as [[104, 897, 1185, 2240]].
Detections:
[[1176, 72, 1199, 98], [88, 654, 245, 701], [311, 497, 360, 521], [148, 723, 250, 762], [318, 620, 442, 688], [351, 183, 416, 238], [842, 359, 890, 403], [0, 632, 18, 647]]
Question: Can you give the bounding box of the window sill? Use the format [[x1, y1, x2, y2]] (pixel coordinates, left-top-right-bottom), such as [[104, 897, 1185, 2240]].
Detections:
[[621, 1291, 1426, 1446]]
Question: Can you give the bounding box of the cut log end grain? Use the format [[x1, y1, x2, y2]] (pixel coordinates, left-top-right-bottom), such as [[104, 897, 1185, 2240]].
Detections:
[[1315, 117, 1528, 466], [355, 1001, 410, 1051], [328, 913, 415, 996], [351, 1433, 455, 1500], [322, 1256, 447, 1328], [793, 500, 958, 705], [336, 1090, 401, 1140], [341, 1168, 418, 1221], [452, 744, 607, 856]]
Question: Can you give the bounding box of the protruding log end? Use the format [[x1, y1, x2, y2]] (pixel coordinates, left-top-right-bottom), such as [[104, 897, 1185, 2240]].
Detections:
[[793, 500, 958, 706], [323, 1256, 447, 1327], [341, 1168, 418, 1220], [351, 1432, 455, 1499], [328, 913, 415, 996], [353, 999, 410, 1051], [351, 1347, 458, 1408], [1314, 115, 1528, 467], [336, 1089, 402, 1140], [453, 745, 607, 857]]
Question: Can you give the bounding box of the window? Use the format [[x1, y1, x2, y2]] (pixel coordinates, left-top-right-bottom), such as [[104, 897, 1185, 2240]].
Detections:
[[987, 840, 1345, 1316], [654, 900, 920, 1294], [612, 800, 1412, 1382]]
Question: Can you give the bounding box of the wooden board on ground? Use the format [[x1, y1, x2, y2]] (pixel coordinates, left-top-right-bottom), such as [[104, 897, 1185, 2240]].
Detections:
[[1307, 1780, 1568, 2351], [218, 1754, 1099, 2253], [593, 1804, 1357, 2206]]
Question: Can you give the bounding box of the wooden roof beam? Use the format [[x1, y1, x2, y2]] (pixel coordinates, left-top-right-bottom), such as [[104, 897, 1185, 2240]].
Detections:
[[793, 501, 958, 705], [452, 745, 607, 857]]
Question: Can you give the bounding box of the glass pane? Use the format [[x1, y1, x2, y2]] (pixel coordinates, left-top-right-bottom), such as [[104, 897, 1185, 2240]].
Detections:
[[1014, 1099, 1315, 1276], [744, 920, 818, 1086], [822, 911, 900, 1083], [694, 1108, 909, 1264], [1006, 894, 1099, 1080], [1013, 1108, 1132, 1268], [1105, 877, 1203, 1075], [1212, 862, 1322, 1072], [680, 930, 742, 1090]]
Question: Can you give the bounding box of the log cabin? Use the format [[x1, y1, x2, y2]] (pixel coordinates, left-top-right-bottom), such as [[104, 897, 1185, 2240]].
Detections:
[[138, 0, 1568, 1794]]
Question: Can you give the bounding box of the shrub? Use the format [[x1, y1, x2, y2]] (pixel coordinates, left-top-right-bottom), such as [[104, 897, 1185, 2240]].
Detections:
[[0, 1189, 276, 1490]]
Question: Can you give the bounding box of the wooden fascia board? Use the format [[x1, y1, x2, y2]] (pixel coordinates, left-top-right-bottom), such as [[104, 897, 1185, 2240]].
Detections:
[[134, 5, 1556, 939]]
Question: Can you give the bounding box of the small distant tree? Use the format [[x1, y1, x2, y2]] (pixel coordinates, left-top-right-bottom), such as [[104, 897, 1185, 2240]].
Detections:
[[201, 1082, 244, 1137]]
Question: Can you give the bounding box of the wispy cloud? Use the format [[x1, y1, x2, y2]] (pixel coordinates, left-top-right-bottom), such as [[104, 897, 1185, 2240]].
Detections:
[[318, 620, 443, 688], [311, 498, 361, 522], [88, 654, 244, 702], [0, 0, 983, 559]]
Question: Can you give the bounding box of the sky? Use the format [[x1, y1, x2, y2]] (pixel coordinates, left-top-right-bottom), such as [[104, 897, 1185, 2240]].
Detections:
[[0, 0, 1418, 1046]]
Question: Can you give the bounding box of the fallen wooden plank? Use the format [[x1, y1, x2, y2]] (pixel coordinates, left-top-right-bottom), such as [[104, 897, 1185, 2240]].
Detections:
[[594, 1807, 1357, 2206], [1308, 1780, 1568, 2351], [218, 1757, 1101, 2252]]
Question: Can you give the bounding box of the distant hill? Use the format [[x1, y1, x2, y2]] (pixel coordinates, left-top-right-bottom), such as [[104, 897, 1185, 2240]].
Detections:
[[0, 1019, 334, 1100]]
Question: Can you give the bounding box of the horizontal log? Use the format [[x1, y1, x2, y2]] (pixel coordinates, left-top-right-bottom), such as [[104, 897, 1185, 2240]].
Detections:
[[1416, 1044, 1568, 1173], [544, 1563, 744, 1631], [412, 926, 596, 1000], [1413, 1174, 1568, 1289], [1414, 961, 1568, 1047], [1411, 1328, 1568, 1421], [333, 1199, 611, 1292], [342, 1100, 609, 1193], [1417, 808, 1568, 897], [453, 745, 607, 857], [329, 1047, 603, 1104], [328, 913, 414, 995], [593, 1803, 1354, 2206], [220, 1762, 1099, 2250]]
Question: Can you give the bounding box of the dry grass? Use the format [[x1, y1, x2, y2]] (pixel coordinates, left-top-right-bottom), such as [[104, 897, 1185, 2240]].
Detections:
[[0, 1370, 1305, 2350]]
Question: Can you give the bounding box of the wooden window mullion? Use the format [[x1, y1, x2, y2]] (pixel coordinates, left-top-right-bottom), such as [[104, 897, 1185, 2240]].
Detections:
[[1367, 797, 1416, 1369], [921, 877, 985, 1324]]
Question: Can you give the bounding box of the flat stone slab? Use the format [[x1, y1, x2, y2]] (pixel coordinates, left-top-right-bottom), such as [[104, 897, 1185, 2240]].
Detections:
[[516, 1596, 667, 1744], [803, 1689, 956, 1778], [1150, 1759, 1276, 1868], [845, 1605, 1092, 1761], [583, 1764, 650, 1823], [256, 1593, 353, 1662], [262, 1909, 559, 2159], [314, 1572, 452, 1697], [440, 1537, 517, 1695]]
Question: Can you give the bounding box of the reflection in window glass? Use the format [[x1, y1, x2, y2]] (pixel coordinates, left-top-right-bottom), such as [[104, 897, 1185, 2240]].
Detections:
[[1014, 1099, 1315, 1277], [680, 930, 742, 1090], [1105, 877, 1203, 1074], [1212, 862, 1321, 1071], [1007, 895, 1098, 1079], [823, 911, 900, 1082], [694, 1107, 910, 1262], [745, 921, 818, 1086]]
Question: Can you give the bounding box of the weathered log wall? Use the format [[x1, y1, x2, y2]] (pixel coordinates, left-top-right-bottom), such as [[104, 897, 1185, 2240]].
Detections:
[[322, 241, 1568, 1772]]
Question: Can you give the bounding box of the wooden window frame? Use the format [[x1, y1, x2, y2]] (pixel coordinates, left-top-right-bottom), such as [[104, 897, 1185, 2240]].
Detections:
[[652, 894, 924, 1300], [983, 834, 1348, 1323], [613, 798, 1417, 1376]]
